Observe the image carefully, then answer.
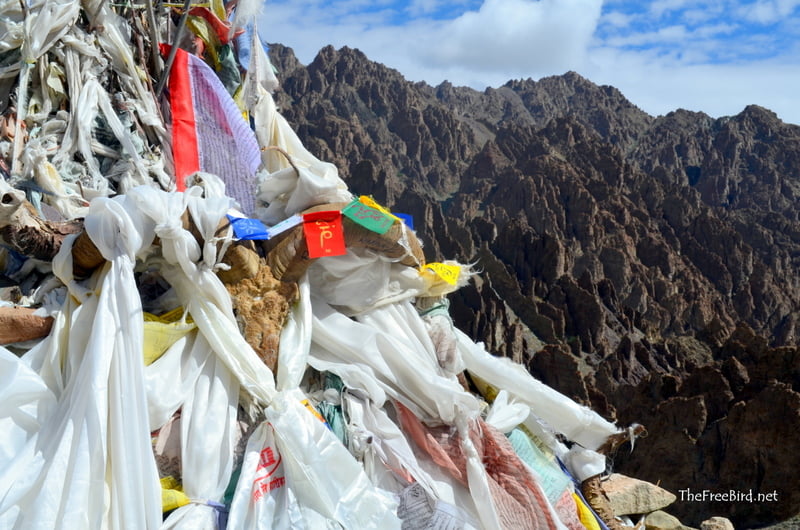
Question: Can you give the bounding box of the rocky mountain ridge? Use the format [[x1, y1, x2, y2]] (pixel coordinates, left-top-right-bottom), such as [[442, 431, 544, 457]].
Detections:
[[268, 43, 800, 528]]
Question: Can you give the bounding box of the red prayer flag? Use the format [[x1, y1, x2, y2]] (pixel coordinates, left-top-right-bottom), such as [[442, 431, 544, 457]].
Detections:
[[162, 45, 260, 212], [303, 211, 347, 258], [165, 46, 198, 191], [187, 7, 243, 44]]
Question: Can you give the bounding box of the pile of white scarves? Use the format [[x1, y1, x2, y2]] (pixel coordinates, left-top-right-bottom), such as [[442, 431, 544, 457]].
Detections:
[[0, 183, 620, 529]]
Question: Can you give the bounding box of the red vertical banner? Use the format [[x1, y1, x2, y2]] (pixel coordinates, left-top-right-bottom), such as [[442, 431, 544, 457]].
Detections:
[[163, 46, 199, 192], [302, 211, 347, 258]]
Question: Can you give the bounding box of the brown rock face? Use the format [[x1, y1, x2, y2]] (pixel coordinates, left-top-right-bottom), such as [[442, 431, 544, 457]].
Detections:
[[269, 44, 800, 527], [611, 332, 800, 527], [715, 382, 800, 525]]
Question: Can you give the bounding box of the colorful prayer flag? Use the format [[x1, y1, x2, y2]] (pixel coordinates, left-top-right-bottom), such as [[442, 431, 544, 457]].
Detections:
[[342, 198, 395, 234], [303, 211, 347, 258], [165, 46, 260, 214], [424, 262, 461, 285]]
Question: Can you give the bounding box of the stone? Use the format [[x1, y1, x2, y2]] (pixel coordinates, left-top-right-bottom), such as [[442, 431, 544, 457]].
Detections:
[[0, 306, 53, 345], [602, 473, 677, 516], [581, 475, 625, 530], [699, 517, 734, 530], [645, 510, 694, 530]]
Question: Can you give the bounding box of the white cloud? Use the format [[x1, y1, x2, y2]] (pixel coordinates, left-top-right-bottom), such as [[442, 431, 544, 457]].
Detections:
[[406, 0, 476, 17], [604, 24, 689, 47], [736, 0, 800, 24], [602, 11, 636, 28], [406, 0, 442, 16], [418, 0, 602, 76], [649, 0, 693, 18], [261, 0, 602, 84], [258, 0, 800, 125], [585, 46, 800, 124], [680, 7, 723, 24], [693, 22, 738, 38]]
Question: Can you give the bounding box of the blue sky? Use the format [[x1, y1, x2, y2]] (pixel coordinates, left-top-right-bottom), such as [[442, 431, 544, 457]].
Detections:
[[258, 0, 800, 125]]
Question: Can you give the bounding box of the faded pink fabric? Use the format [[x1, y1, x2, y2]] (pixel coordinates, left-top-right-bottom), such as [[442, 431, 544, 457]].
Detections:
[[555, 489, 586, 530], [397, 403, 560, 529]]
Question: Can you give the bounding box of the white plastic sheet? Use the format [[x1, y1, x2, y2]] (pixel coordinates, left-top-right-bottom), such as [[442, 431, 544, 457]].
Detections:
[[160, 333, 239, 529], [562, 446, 607, 483], [228, 419, 329, 529], [249, 85, 351, 224], [229, 388, 402, 529], [0, 346, 56, 473], [0, 0, 24, 54], [307, 249, 426, 316], [144, 321, 240, 530], [145, 332, 201, 430], [484, 390, 531, 434], [266, 388, 401, 529], [15, 299, 70, 400], [455, 327, 620, 451], [0, 194, 161, 529], [309, 298, 480, 423], [276, 276, 312, 391]]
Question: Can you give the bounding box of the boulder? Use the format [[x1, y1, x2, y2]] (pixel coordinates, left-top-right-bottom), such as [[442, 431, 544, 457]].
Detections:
[[699, 517, 734, 530], [0, 306, 54, 345], [645, 510, 694, 530], [602, 473, 677, 516]]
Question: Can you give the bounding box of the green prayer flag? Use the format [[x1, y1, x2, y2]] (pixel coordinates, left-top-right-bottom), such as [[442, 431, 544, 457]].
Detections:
[[342, 199, 395, 234]]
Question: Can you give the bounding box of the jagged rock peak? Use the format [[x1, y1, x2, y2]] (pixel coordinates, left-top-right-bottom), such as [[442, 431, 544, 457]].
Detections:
[[504, 70, 596, 91], [264, 43, 304, 76], [307, 44, 408, 83], [736, 104, 782, 123]]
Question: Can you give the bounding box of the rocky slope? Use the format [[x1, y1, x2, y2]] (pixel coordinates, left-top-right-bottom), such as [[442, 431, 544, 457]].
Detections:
[[269, 43, 800, 528]]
